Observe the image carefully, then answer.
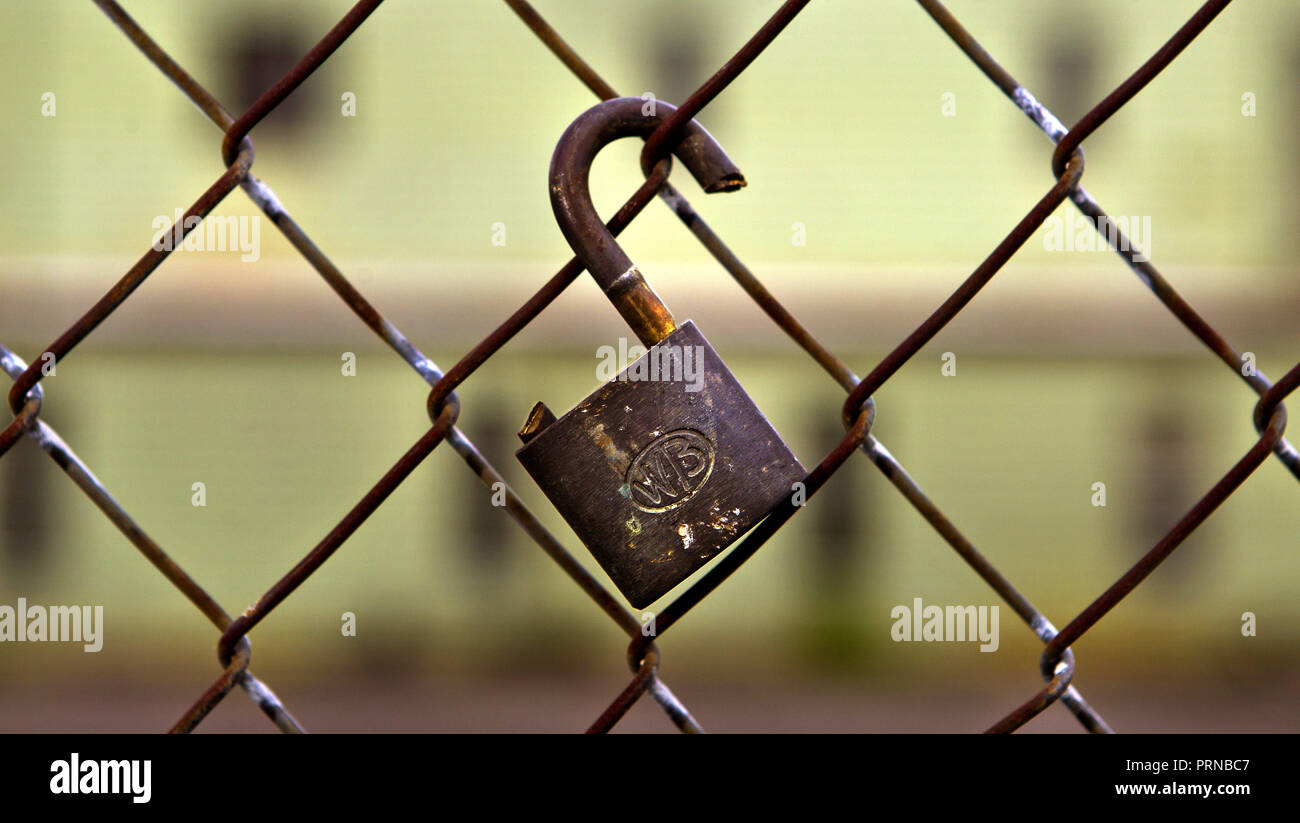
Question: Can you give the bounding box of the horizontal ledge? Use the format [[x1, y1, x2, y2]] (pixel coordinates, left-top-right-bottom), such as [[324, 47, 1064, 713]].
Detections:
[[1, 256, 1295, 354]]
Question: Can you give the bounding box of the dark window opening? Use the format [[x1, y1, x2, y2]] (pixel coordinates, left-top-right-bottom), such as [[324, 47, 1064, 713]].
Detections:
[[219, 27, 314, 133], [647, 18, 709, 109], [1040, 34, 1099, 130], [1, 437, 53, 579]]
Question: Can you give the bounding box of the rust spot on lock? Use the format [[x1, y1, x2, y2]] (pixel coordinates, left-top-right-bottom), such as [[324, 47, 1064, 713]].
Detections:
[[582, 419, 630, 476]]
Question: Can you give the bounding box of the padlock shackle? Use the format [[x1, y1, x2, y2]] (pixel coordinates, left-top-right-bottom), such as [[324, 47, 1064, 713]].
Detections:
[[550, 98, 745, 347]]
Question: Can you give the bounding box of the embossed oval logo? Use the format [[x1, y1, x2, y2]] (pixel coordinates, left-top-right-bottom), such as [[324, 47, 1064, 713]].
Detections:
[[625, 429, 715, 512]]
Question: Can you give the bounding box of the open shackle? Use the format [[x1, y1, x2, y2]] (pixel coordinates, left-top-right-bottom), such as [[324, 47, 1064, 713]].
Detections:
[[549, 97, 745, 347]]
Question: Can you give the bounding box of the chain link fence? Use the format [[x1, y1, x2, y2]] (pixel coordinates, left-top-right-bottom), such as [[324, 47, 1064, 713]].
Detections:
[[2, 0, 1296, 733]]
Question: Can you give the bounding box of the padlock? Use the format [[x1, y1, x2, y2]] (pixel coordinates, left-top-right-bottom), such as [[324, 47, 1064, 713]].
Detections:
[[516, 98, 806, 608]]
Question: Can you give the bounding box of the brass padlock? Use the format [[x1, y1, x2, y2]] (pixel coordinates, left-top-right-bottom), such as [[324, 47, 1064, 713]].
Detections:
[[517, 98, 806, 608]]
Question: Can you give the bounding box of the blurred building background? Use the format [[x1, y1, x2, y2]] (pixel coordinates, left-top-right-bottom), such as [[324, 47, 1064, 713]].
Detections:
[[0, 0, 1297, 731]]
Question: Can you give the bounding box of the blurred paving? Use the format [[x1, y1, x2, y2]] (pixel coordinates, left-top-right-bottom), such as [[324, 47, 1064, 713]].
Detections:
[[2, 674, 1297, 733]]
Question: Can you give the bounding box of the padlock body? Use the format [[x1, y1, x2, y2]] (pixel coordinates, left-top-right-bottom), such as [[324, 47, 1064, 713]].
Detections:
[[517, 321, 806, 607]]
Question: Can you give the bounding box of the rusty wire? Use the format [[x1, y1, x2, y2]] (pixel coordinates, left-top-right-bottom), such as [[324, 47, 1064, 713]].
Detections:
[[2, 0, 1295, 734]]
